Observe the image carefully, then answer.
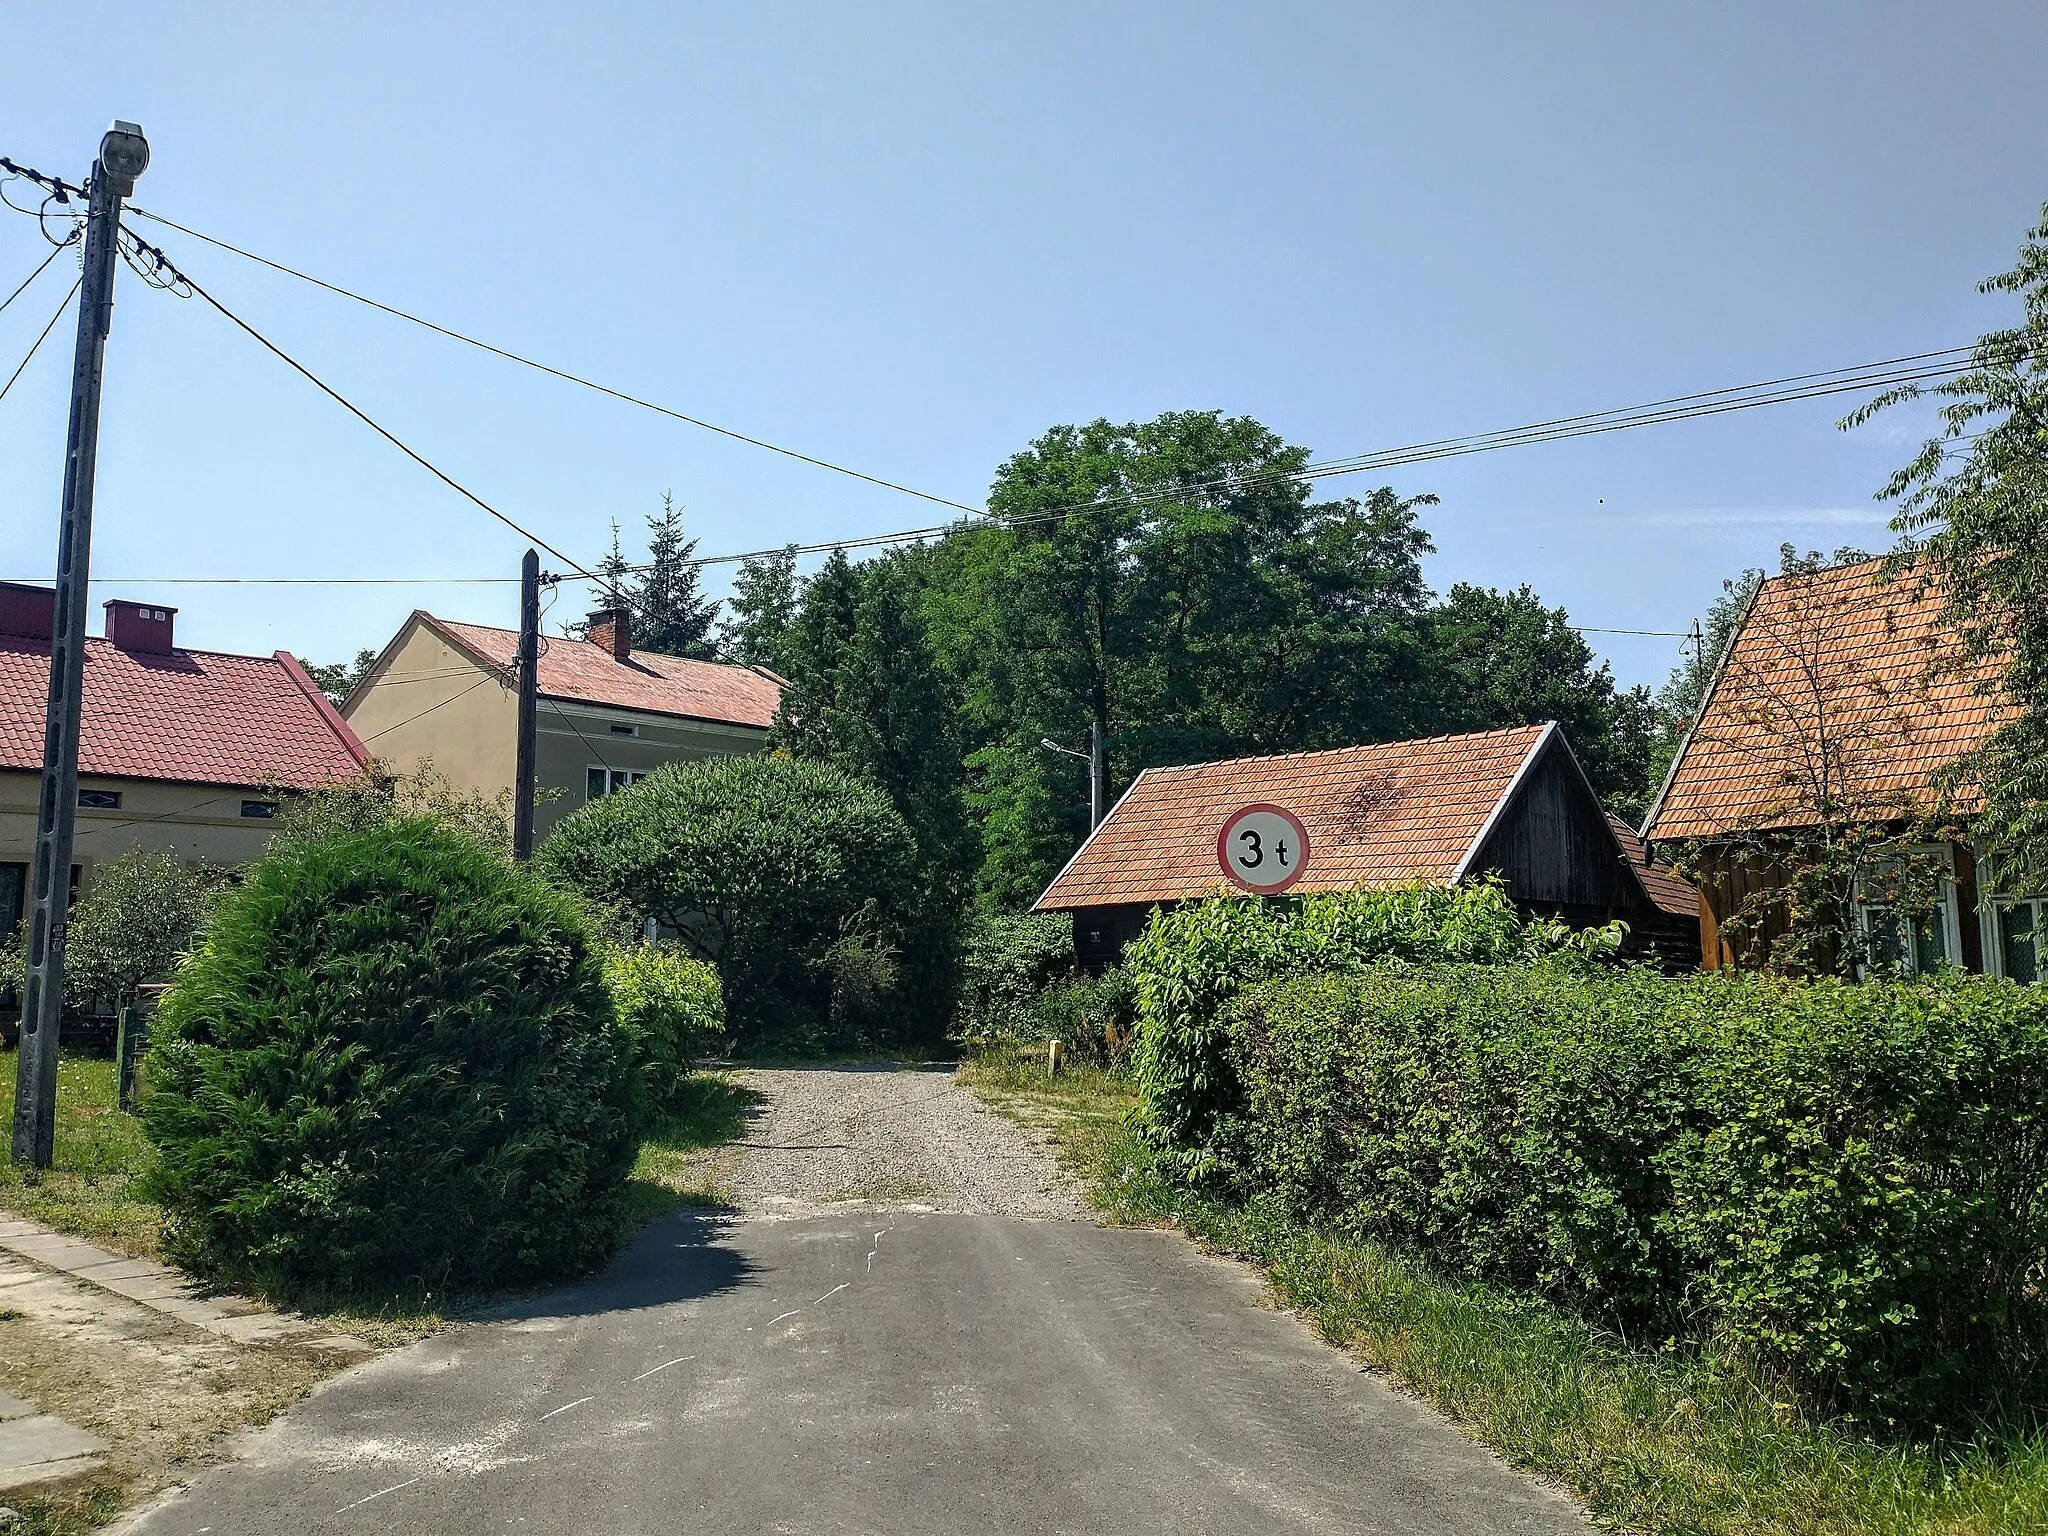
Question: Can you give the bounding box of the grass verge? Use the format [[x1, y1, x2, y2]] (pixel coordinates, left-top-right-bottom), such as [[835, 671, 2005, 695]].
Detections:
[[959, 1054, 2048, 1536], [0, 1047, 161, 1258], [624, 1072, 764, 1218]]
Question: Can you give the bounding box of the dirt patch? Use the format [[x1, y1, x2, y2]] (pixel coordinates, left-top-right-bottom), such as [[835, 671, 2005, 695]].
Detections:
[[0, 1255, 360, 1524]]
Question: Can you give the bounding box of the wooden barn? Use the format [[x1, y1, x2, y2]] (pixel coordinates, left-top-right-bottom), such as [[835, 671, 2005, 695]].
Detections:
[[1033, 722, 1699, 969]]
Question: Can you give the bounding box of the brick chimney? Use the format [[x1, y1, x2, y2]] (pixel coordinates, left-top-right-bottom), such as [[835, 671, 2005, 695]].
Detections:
[[0, 581, 55, 641], [105, 598, 177, 654], [585, 607, 630, 661]]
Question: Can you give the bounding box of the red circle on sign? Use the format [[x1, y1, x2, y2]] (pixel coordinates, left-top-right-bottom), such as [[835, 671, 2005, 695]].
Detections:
[[1216, 802, 1311, 894]]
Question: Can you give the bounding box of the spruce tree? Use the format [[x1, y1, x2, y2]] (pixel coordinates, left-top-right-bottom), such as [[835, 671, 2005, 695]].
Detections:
[[628, 494, 721, 660]]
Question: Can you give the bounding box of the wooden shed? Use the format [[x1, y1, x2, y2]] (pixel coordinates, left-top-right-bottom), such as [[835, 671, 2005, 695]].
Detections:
[[1033, 722, 1698, 970]]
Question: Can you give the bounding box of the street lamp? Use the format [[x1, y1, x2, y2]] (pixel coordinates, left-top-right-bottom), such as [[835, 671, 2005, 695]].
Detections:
[[97, 121, 150, 195], [1039, 736, 1102, 831]]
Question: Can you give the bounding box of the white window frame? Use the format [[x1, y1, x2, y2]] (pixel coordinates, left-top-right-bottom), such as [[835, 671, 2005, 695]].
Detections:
[[584, 766, 648, 803], [1853, 844, 1963, 979], [1977, 848, 2044, 983]]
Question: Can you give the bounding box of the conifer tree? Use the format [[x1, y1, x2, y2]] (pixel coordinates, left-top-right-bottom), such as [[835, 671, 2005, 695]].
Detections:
[[628, 494, 721, 660], [721, 544, 802, 670]]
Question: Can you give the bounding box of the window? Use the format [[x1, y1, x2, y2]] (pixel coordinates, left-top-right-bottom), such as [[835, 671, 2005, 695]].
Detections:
[[1854, 847, 1961, 978], [609, 723, 639, 737], [240, 800, 277, 819], [0, 863, 23, 945], [77, 789, 122, 810], [585, 767, 646, 802], [1992, 899, 2042, 985]]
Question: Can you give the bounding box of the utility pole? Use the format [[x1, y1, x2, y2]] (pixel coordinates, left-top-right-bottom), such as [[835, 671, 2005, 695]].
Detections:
[[1088, 716, 1106, 831], [13, 122, 150, 1168], [511, 548, 541, 860]]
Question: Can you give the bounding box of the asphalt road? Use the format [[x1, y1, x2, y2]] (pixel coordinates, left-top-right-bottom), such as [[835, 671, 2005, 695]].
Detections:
[[120, 1204, 1587, 1535]]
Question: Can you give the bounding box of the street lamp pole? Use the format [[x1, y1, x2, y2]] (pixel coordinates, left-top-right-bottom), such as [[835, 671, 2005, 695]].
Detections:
[[13, 122, 150, 1168], [1039, 735, 1103, 831]]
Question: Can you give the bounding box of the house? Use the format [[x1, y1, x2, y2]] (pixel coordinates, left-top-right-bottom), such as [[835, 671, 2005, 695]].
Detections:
[[1033, 722, 1699, 969], [341, 605, 781, 843], [0, 581, 373, 940], [1641, 554, 2026, 978]]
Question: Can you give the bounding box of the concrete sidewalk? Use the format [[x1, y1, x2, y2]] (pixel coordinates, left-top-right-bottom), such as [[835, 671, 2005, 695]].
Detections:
[[0, 1386, 104, 1493], [0, 1214, 367, 1353]]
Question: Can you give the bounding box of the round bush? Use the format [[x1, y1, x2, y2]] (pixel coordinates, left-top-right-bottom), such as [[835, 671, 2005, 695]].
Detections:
[[539, 754, 917, 1049], [142, 819, 645, 1297]]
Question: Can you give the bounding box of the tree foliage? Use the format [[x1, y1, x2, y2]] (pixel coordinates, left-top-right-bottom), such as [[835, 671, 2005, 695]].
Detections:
[[301, 649, 376, 708], [4, 850, 218, 1016], [143, 819, 643, 1297], [538, 754, 919, 1049], [720, 543, 802, 670], [588, 495, 722, 659], [1848, 201, 2048, 893]]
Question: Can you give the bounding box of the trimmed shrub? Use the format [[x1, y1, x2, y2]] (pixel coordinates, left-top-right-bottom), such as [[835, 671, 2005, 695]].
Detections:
[[1226, 965, 2048, 1422], [143, 819, 644, 1297], [539, 754, 919, 1051], [603, 942, 723, 1108], [1127, 879, 1619, 1175]]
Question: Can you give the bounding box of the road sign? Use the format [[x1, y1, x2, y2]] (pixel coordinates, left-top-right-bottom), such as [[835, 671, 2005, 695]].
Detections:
[[1216, 803, 1310, 894]]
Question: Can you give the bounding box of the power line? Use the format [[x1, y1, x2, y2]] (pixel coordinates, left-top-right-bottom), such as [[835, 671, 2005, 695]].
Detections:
[[0, 238, 72, 318], [124, 202, 986, 518], [0, 275, 79, 405], [119, 226, 597, 578]]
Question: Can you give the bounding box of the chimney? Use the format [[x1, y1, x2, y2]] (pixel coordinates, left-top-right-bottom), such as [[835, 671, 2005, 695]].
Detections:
[[104, 598, 177, 655], [586, 607, 630, 662], [0, 582, 55, 642]]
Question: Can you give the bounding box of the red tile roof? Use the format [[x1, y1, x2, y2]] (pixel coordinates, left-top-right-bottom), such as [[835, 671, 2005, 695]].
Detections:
[[1606, 813, 1701, 921], [0, 636, 371, 789], [1035, 725, 1553, 912], [1646, 557, 2006, 842], [423, 615, 780, 730]]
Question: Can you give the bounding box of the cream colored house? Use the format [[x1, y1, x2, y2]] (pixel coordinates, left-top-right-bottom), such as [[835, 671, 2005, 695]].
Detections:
[[342, 606, 781, 843], [0, 581, 373, 940]]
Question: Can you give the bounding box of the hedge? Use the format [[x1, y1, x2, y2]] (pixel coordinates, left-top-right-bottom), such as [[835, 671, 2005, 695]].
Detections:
[[1126, 880, 1620, 1176], [144, 819, 645, 1297], [1224, 965, 2048, 1422]]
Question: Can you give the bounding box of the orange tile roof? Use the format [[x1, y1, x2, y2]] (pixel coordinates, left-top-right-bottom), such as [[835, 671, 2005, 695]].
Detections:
[[425, 615, 781, 730], [0, 636, 370, 789], [1606, 812, 1701, 921], [1035, 725, 1552, 912], [1646, 557, 2006, 842]]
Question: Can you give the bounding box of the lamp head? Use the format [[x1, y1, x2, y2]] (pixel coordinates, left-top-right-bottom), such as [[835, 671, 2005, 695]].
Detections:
[[97, 121, 149, 196]]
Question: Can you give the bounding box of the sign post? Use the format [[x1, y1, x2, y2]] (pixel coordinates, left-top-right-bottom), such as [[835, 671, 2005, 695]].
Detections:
[[1216, 803, 1311, 894]]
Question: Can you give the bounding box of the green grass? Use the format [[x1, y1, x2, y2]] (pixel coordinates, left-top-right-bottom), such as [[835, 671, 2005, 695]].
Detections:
[[0, 1046, 163, 1258], [960, 1054, 2048, 1536], [625, 1072, 764, 1216]]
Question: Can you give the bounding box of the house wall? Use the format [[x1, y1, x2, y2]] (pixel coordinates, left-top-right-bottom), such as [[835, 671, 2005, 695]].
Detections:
[[1469, 743, 1643, 913], [342, 622, 518, 799], [530, 699, 769, 842], [0, 769, 294, 928]]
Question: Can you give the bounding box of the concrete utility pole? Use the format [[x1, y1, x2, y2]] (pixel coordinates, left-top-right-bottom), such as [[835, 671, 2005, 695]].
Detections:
[[13, 122, 149, 1168], [511, 548, 541, 860], [1040, 732, 1105, 831]]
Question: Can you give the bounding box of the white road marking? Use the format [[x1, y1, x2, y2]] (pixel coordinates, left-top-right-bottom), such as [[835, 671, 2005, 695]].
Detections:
[[538, 1396, 593, 1421], [813, 1283, 848, 1305], [335, 1475, 421, 1513], [631, 1355, 695, 1382], [765, 1309, 801, 1327]]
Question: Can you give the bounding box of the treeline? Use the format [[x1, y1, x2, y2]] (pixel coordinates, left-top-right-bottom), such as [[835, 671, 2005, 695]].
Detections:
[[609, 410, 1665, 909]]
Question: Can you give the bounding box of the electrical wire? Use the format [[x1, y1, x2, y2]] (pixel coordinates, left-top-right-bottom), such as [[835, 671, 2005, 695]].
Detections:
[[118, 225, 597, 579], [0, 237, 73, 318], [124, 202, 986, 518], [0, 276, 80, 406]]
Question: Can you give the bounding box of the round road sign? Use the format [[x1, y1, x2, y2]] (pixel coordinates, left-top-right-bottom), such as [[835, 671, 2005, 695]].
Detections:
[[1216, 803, 1311, 894]]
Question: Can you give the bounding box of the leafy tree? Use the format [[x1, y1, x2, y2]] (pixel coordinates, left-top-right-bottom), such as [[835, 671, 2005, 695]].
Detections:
[[144, 819, 643, 1297], [301, 649, 377, 707], [772, 550, 974, 1036], [538, 755, 919, 1049], [3, 851, 218, 1016], [720, 543, 802, 670], [1420, 583, 1658, 816], [1847, 201, 2048, 893]]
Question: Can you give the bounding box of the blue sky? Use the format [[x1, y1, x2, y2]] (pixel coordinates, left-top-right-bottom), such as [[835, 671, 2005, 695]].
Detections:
[[2, 1, 2043, 690]]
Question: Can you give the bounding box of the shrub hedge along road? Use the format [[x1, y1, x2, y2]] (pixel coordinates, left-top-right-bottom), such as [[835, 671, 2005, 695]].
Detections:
[[1221, 965, 2048, 1425], [143, 819, 645, 1298]]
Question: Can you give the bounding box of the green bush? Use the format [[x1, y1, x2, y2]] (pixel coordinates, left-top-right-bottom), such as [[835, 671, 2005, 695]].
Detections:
[[1127, 879, 1619, 1175], [955, 912, 1077, 1038], [602, 942, 723, 1107], [142, 819, 644, 1297], [539, 754, 918, 1051], [1029, 964, 1139, 1064], [4, 850, 218, 1017], [1226, 964, 2048, 1423]]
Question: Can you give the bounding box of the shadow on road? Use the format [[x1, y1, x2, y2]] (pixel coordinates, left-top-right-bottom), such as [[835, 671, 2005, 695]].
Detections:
[[479, 1206, 758, 1322]]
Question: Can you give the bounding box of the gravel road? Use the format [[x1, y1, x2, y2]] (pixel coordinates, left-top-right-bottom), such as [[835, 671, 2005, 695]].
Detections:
[[717, 1065, 1094, 1222]]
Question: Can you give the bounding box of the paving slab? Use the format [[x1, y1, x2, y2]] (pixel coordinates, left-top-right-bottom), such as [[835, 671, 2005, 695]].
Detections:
[[0, 1413, 106, 1491], [0, 1212, 365, 1352], [0, 1391, 32, 1422]]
